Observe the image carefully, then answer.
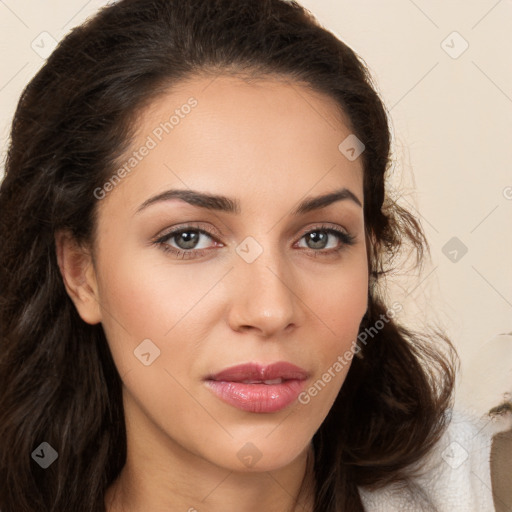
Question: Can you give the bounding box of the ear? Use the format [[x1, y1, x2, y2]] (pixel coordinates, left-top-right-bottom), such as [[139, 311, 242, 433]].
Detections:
[[55, 230, 102, 325]]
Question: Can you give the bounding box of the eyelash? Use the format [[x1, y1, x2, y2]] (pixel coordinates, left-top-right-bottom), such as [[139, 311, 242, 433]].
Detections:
[[151, 223, 356, 260]]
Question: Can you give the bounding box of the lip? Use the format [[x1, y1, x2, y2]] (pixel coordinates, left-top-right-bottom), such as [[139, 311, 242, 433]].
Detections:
[[206, 362, 309, 382], [204, 362, 309, 413]]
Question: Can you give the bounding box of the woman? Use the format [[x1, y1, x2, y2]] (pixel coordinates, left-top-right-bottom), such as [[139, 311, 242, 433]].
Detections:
[[0, 0, 500, 510]]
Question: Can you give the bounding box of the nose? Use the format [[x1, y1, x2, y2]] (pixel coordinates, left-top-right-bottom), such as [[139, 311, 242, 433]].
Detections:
[[226, 244, 300, 337]]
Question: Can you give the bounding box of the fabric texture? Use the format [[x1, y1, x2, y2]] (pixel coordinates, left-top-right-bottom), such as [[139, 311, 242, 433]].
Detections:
[[358, 408, 511, 512]]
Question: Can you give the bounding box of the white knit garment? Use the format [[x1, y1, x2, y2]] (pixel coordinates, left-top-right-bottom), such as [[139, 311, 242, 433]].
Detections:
[[358, 408, 512, 512]]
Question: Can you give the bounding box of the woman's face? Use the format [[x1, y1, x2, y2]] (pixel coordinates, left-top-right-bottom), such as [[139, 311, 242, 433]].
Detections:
[[84, 74, 368, 473]]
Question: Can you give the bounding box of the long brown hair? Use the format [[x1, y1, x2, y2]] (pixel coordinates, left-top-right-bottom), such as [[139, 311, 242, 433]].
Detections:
[[0, 1, 456, 510]]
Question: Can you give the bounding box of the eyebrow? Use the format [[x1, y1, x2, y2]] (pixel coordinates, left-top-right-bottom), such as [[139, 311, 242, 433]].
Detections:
[[136, 187, 362, 215]]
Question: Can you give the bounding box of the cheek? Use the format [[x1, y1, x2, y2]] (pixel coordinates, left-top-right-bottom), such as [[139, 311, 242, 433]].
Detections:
[[299, 256, 368, 399], [94, 244, 226, 374], [295, 263, 368, 416], [305, 258, 368, 342]]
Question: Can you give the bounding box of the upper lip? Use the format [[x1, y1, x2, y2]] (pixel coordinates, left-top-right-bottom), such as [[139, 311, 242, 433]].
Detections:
[[206, 362, 309, 382]]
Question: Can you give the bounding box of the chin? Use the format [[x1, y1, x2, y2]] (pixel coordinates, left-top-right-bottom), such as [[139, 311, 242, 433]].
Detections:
[[209, 437, 310, 474]]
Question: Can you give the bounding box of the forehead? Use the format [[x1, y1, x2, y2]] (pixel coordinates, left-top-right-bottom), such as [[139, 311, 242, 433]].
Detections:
[[99, 73, 364, 216]]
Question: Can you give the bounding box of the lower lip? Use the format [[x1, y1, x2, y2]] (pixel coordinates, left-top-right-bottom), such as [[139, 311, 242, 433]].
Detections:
[[205, 379, 306, 413]]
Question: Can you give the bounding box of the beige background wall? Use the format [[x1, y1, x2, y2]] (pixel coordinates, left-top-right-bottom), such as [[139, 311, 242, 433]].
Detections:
[[1, 0, 511, 411]]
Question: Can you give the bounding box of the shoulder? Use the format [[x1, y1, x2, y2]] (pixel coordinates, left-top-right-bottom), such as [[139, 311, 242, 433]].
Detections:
[[358, 408, 510, 512], [359, 332, 512, 511]]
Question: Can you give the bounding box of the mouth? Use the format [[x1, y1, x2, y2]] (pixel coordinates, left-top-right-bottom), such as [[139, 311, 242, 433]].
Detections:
[[204, 361, 309, 413]]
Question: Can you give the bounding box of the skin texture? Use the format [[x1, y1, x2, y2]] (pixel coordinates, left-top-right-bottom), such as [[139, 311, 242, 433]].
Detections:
[[56, 74, 369, 512]]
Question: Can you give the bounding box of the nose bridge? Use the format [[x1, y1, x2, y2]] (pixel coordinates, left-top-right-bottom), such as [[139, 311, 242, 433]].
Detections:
[[228, 236, 297, 335]]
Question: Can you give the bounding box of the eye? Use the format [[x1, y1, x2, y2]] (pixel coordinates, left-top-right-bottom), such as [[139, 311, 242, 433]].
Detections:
[[152, 224, 221, 259], [296, 225, 356, 254], [164, 229, 213, 250]]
